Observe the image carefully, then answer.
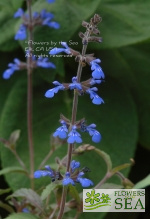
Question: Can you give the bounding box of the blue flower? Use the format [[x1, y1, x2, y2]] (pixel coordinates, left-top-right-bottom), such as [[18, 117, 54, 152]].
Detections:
[[33, 12, 40, 19], [90, 78, 102, 86], [40, 9, 60, 29], [34, 165, 54, 178], [15, 24, 27, 40], [49, 42, 71, 55], [3, 58, 21, 79], [71, 160, 80, 172], [86, 87, 104, 105], [90, 59, 105, 79], [14, 8, 24, 18], [53, 120, 68, 139], [45, 81, 65, 98], [76, 172, 94, 187], [47, 0, 55, 3], [67, 125, 82, 144], [62, 172, 75, 186], [86, 124, 101, 143], [22, 208, 30, 213], [69, 77, 82, 90], [36, 57, 56, 68], [42, 18, 60, 29], [40, 9, 54, 20]]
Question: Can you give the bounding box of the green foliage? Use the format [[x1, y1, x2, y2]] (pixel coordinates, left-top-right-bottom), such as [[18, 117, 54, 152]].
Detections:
[[4, 213, 39, 219], [0, 0, 23, 51], [134, 175, 150, 189], [0, 188, 11, 195], [9, 188, 43, 210], [68, 184, 81, 205], [41, 183, 57, 200], [0, 167, 27, 176], [0, 202, 14, 214]]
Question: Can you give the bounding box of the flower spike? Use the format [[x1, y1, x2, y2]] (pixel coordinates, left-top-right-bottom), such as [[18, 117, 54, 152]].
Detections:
[[14, 8, 60, 41]]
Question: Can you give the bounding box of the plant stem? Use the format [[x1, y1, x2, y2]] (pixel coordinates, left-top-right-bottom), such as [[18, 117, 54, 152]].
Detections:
[[57, 43, 88, 219], [27, 0, 34, 189], [57, 187, 67, 219], [11, 149, 28, 173], [38, 149, 54, 169]]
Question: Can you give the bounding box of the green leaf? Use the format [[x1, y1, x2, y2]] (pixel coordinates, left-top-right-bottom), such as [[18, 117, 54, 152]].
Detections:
[[9, 188, 43, 209], [9, 129, 21, 148], [41, 183, 57, 200], [0, 0, 20, 51], [0, 188, 11, 195], [118, 45, 150, 149], [0, 167, 27, 176], [68, 185, 81, 205], [98, 0, 150, 49], [101, 43, 150, 149], [0, 76, 138, 191], [2, 0, 150, 52], [99, 183, 123, 189], [94, 148, 112, 171], [133, 175, 150, 189], [4, 213, 39, 219], [0, 0, 23, 9], [23, 0, 150, 53], [111, 162, 133, 174], [25, 0, 102, 47], [11, 0, 23, 10], [0, 201, 14, 213], [76, 77, 138, 184]]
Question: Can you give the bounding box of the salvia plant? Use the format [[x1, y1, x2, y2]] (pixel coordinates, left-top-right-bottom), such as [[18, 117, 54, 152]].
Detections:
[[0, 0, 149, 219]]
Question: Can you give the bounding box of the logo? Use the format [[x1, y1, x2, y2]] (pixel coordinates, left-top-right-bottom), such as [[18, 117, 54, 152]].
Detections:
[[83, 189, 145, 212]]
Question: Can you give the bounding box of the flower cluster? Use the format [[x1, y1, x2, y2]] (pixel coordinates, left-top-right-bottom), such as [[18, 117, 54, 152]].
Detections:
[[2, 1, 59, 80], [45, 37, 104, 144], [3, 56, 55, 79], [14, 8, 60, 40], [34, 160, 94, 188], [53, 118, 101, 143], [45, 71, 104, 105]]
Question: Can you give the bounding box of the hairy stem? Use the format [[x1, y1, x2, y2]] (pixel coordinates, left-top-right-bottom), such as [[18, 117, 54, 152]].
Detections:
[[27, 0, 34, 189], [57, 43, 88, 219]]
